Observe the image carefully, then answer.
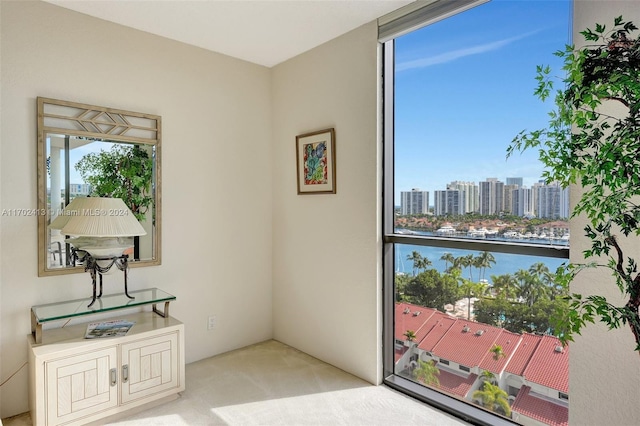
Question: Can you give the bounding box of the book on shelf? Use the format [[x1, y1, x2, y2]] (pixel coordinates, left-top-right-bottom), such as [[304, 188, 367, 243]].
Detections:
[[84, 319, 135, 339]]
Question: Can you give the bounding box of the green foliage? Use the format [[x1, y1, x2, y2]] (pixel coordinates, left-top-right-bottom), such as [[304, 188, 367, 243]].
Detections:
[[76, 144, 153, 221], [403, 330, 416, 342], [398, 251, 570, 335], [480, 370, 496, 385], [458, 277, 489, 320], [474, 286, 569, 335], [413, 360, 440, 387], [490, 344, 505, 361], [407, 251, 432, 275], [403, 269, 459, 310], [507, 17, 640, 351], [472, 382, 511, 417]]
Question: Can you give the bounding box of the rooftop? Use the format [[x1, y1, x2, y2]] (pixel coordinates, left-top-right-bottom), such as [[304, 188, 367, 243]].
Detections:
[[397, 303, 569, 392]]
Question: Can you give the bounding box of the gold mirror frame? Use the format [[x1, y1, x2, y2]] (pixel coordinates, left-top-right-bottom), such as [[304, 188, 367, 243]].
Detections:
[[37, 97, 161, 276]]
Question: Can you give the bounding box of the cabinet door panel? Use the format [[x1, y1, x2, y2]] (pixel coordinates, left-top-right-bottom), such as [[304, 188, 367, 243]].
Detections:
[[121, 332, 179, 404], [45, 347, 118, 426]]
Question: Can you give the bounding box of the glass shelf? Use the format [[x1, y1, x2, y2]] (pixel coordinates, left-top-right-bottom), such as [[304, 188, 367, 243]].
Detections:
[[31, 288, 175, 344]]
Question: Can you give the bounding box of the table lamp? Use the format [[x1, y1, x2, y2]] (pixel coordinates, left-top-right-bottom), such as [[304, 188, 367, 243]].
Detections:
[[49, 197, 146, 307]]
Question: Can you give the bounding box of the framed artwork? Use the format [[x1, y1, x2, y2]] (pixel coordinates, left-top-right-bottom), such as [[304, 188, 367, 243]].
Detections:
[[296, 128, 336, 194]]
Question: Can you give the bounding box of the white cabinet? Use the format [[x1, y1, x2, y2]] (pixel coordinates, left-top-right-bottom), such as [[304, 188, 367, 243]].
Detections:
[[121, 331, 180, 404], [29, 312, 184, 426], [44, 347, 119, 425]]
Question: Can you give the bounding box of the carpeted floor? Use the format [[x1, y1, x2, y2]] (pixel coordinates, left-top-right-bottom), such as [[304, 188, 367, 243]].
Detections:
[[3, 340, 469, 425]]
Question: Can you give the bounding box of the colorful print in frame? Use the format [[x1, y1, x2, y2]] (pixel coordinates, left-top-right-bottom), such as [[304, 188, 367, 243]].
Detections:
[[296, 128, 336, 194]]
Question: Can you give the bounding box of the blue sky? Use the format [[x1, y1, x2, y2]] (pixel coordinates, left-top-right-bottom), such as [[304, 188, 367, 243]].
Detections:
[[394, 0, 572, 204]]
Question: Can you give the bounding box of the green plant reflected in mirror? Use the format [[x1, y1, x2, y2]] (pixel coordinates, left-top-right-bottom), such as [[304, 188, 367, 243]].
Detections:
[[37, 97, 161, 276]]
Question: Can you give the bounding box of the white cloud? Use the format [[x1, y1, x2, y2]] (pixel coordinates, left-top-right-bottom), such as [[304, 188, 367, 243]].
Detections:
[[397, 31, 539, 72]]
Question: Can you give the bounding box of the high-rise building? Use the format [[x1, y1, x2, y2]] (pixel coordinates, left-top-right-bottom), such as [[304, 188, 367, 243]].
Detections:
[[400, 188, 429, 215], [506, 177, 523, 187], [434, 189, 464, 216], [503, 184, 519, 214], [479, 178, 504, 215], [447, 181, 478, 213], [536, 182, 570, 219], [512, 187, 534, 217]]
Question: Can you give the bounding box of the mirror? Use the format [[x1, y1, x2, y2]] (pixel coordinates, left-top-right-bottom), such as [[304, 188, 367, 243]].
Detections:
[[37, 97, 161, 276]]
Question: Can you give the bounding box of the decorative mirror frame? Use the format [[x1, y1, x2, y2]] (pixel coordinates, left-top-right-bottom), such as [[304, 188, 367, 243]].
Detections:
[[37, 97, 162, 276]]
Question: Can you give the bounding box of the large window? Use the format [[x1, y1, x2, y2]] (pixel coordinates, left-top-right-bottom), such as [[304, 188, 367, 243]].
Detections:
[[382, 2, 572, 425]]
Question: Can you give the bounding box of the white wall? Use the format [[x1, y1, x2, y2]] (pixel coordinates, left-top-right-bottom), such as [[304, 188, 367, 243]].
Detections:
[[570, 1, 640, 425], [0, 1, 273, 417], [5, 0, 639, 423], [271, 22, 382, 385]]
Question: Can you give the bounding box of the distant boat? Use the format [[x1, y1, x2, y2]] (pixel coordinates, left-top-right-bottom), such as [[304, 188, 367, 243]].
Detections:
[[485, 228, 499, 237], [436, 225, 456, 235], [468, 227, 487, 238]]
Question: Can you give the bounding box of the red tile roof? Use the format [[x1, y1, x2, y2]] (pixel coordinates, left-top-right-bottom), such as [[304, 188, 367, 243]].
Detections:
[[512, 386, 568, 426], [431, 321, 520, 373], [396, 303, 569, 394], [478, 329, 522, 374], [436, 370, 478, 398], [505, 333, 542, 376], [417, 313, 457, 352], [395, 302, 438, 343], [522, 334, 568, 393]]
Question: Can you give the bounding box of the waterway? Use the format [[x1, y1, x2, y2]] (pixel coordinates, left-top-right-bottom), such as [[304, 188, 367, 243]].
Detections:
[[394, 243, 567, 283]]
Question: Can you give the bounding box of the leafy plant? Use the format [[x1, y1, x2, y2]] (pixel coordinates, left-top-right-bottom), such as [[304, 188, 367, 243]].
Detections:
[[507, 17, 640, 350], [490, 344, 505, 361], [413, 359, 440, 387], [76, 144, 153, 222], [403, 330, 417, 342], [472, 381, 511, 417]]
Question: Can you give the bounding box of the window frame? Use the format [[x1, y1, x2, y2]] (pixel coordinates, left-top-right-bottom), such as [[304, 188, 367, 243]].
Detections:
[[380, 4, 571, 424]]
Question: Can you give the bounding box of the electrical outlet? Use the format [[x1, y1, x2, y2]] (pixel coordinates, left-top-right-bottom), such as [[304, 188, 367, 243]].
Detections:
[[207, 315, 217, 330]]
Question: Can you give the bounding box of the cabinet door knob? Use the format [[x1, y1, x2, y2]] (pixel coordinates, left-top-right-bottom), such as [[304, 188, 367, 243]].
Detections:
[[122, 364, 129, 383], [110, 368, 117, 386]]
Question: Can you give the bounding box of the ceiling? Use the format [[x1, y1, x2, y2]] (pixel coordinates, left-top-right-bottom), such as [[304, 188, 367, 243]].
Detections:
[[43, 0, 415, 68]]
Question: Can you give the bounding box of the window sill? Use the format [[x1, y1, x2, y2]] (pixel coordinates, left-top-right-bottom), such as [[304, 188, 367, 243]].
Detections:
[[384, 374, 518, 426]]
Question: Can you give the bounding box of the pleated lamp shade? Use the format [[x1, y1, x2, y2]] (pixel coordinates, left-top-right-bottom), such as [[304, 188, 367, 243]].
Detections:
[[49, 197, 146, 237]]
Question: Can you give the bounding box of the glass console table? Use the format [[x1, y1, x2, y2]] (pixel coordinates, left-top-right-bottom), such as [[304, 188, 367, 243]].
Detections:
[[31, 287, 176, 344]]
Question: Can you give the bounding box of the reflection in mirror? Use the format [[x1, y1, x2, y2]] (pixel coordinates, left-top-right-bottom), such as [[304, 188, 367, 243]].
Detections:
[[38, 98, 161, 276]]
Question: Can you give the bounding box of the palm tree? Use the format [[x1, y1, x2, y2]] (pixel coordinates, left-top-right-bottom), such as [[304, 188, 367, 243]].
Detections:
[[450, 256, 465, 275], [480, 370, 496, 385], [413, 360, 440, 387], [457, 254, 475, 282], [476, 251, 496, 281], [472, 382, 511, 417], [516, 269, 549, 307], [458, 278, 488, 320], [406, 251, 425, 276], [403, 330, 416, 342], [528, 262, 549, 277], [441, 252, 455, 272], [490, 274, 519, 300], [490, 344, 505, 361], [415, 256, 432, 272]]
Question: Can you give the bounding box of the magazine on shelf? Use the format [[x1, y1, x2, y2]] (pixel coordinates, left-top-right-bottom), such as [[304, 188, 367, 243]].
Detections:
[[84, 319, 135, 339]]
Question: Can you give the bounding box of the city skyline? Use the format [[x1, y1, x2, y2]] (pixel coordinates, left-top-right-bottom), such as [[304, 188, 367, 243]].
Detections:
[[399, 175, 570, 220], [393, 0, 572, 204]]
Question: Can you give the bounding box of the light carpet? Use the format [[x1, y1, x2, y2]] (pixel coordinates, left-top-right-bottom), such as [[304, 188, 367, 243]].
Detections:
[[3, 340, 470, 425]]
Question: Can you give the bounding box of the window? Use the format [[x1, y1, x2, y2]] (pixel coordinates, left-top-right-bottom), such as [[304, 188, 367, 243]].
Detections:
[[382, 1, 571, 425]]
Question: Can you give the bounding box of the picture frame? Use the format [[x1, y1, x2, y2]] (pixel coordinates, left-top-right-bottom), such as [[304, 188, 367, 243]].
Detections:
[[296, 128, 336, 194]]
